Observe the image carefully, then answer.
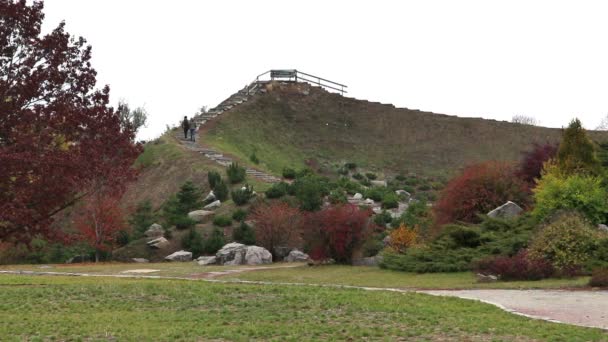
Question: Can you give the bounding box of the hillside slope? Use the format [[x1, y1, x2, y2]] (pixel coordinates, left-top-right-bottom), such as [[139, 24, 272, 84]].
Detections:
[[204, 82, 608, 177]]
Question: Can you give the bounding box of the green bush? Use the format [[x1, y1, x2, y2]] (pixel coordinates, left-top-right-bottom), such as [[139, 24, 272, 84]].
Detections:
[[208, 171, 222, 189], [335, 177, 363, 195], [329, 190, 347, 204], [344, 162, 357, 170], [226, 162, 246, 184], [294, 175, 328, 211], [203, 228, 225, 254], [418, 184, 431, 191], [363, 233, 386, 257], [265, 182, 289, 199], [374, 211, 393, 227], [249, 152, 259, 164], [557, 118, 602, 176], [213, 215, 233, 227], [173, 215, 197, 230], [405, 177, 420, 186], [447, 226, 482, 248], [129, 200, 156, 239], [163, 181, 203, 221], [402, 185, 415, 193], [365, 188, 385, 202], [231, 185, 254, 205], [533, 165, 608, 224], [382, 193, 399, 209], [232, 209, 248, 222], [352, 173, 364, 180], [282, 167, 296, 179], [213, 180, 229, 202], [395, 174, 407, 182], [360, 178, 372, 186], [365, 172, 377, 180], [182, 228, 204, 257], [233, 222, 256, 245], [529, 212, 604, 271], [392, 201, 433, 239], [337, 167, 349, 176]]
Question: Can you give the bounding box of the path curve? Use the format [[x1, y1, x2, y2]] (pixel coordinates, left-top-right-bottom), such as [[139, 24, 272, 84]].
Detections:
[[421, 289, 608, 330], [1, 270, 606, 331]]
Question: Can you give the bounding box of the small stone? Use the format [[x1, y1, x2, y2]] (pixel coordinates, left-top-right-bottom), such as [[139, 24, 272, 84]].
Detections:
[[370, 180, 387, 187], [395, 190, 411, 199], [285, 250, 310, 262], [364, 198, 374, 205], [476, 273, 499, 283], [204, 200, 221, 210], [147, 237, 169, 249], [144, 223, 164, 238], [165, 250, 192, 262], [197, 256, 217, 266], [353, 193, 363, 200], [188, 210, 214, 223], [132, 258, 149, 263]]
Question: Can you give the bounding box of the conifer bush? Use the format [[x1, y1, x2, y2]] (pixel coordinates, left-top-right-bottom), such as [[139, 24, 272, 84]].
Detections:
[[182, 228, 204, 257], [213, 180, 229, 202], [208, 171, 222, 189], [233, 222, 256, 245], [232, 209, 248, 222], [231, 185, 254, 205], [282, 167, 296, 179], [203, 228, 225, 254], [226, 162, 246, 184], [213, 215, 232, 227]]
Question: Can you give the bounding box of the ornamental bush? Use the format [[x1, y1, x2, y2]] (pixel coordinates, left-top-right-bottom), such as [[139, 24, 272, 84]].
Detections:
[[474, 249, 555, 281], [388, 224, 418, 253], [250, 202, 303, 257], [532, 163, 608, 224], [233, 222, 256, 245], [265, 182, 289, 199], [208, 171, 222, 189], [212, 215, 232, 227], [203, 228, 225, 254], [529, 212, 603, 271], [382, 192, 399, 209], [226, 162, 246, 184], [434, 161, 529, 225], [516, 142, 558, 185], [304, 204, 372, 263], [282, 167, 296, 179], [213, 180, 229, 202], [232, 209, 248, 222], [231, 185, 254, 205]]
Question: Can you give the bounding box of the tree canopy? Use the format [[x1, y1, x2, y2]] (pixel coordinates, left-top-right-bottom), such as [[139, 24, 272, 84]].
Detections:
[[0, 0, 141, 243]]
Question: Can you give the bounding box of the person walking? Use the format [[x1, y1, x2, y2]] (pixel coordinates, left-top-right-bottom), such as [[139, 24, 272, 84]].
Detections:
[[189, 120, 197, 142], [181, 116, 189, 139]]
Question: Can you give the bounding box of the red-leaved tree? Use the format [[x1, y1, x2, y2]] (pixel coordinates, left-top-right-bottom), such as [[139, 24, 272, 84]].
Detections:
[[250, 202, 303, 257], [304, 204, 373, 263], [0, 1, 141, 243], [74, 193, 126, 262], [434, 161, 529, 226], [516, 142, 559, 186]]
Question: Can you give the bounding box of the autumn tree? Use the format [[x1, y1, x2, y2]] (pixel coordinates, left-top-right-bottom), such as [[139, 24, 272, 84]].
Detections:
[[74, 194, 126, 262], [516, 142, 558, 185], [0, 0, 141, 243], [117, 100, 148, 135], [250, 202, 303, 257]]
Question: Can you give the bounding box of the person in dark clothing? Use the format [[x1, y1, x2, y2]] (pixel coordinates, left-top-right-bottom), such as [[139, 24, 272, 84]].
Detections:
[[181, 116, 189, 139], [189, 121, 197, 142]]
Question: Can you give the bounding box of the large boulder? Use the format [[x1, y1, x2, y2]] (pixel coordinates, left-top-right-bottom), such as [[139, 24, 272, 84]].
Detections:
[[203, 200, 221, 210], [197, 256, 217, 266], [144, 223, 164, 238], [273, 246, 291, 260], [147, 236, 169, 249], [165, 250, 192, 262], [284, 250, 310, 262], [244, 246, 273, 265], [188, 210, 214, 223], [216, 242, 247, 265], [215, 243, 273, 265], [487, 201, 523, 219]]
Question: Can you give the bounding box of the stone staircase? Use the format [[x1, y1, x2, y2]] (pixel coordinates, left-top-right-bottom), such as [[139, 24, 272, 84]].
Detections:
[[175, 81, 281, 183]]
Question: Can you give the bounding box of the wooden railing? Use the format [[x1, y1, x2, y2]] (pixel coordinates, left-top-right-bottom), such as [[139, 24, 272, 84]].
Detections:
[[252, 69, 347, 95]]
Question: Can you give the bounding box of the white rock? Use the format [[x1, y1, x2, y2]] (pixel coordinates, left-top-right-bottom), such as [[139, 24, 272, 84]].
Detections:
[[244, 246, 273, 265], [284, 250, 310, 262], [188, 210, 214, 222], [197, 256, 217, 266], [364, 198, 375, 205], [353, 193, 363, 200], [147, 237, 169, 249], [598, 224, 608, 233], [144, 223, 164, 238], [132, 258, 149, 263], [164, 250, 192, 262], [370, 180, 387, 187], [487, 201, 523, 219], [372, 207, 383, 215], [204, 191, 216, 202], [395, 190, 411, 198], [203, 200, 221, 210]]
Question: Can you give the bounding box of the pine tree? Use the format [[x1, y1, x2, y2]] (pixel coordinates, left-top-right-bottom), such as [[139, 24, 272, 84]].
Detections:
[[557, 119, 602, 176]]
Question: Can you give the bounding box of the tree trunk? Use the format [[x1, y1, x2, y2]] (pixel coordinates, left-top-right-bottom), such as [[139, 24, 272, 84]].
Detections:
[[95, 250, 100, 263]]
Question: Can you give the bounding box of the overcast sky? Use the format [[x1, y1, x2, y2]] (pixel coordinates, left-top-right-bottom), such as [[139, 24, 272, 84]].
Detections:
[[42, 0, 608, 140]]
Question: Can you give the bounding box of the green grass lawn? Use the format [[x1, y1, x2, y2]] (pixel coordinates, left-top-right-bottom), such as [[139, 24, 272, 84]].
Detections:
[[225, 265, 590, 290], [1, 263, 590, 290], [0, 275, 605, 341]]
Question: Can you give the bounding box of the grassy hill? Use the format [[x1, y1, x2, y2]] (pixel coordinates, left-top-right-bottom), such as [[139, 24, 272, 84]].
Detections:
[[205, 82, 608, 178]]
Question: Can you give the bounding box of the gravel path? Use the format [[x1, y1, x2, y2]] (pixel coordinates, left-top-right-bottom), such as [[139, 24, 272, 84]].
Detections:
[[422, 289, 608, 330]]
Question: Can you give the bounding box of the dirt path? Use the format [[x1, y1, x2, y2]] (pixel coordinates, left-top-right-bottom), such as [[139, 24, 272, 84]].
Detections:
[[1, 269, 606, 330], [422, 289, 608, 330]]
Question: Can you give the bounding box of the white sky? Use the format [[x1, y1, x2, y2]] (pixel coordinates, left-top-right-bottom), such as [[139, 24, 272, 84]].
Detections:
[[42, 0, 608, 140]]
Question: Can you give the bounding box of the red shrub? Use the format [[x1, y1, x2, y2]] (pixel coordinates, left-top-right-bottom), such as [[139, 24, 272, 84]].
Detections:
[[517, 142, 559, 185], [434, 161, 529, 225], [474, 250, 555, 281], [250, 202, 303, 257], [304, 204, 373, 263], [74, 194, 127, 262]]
